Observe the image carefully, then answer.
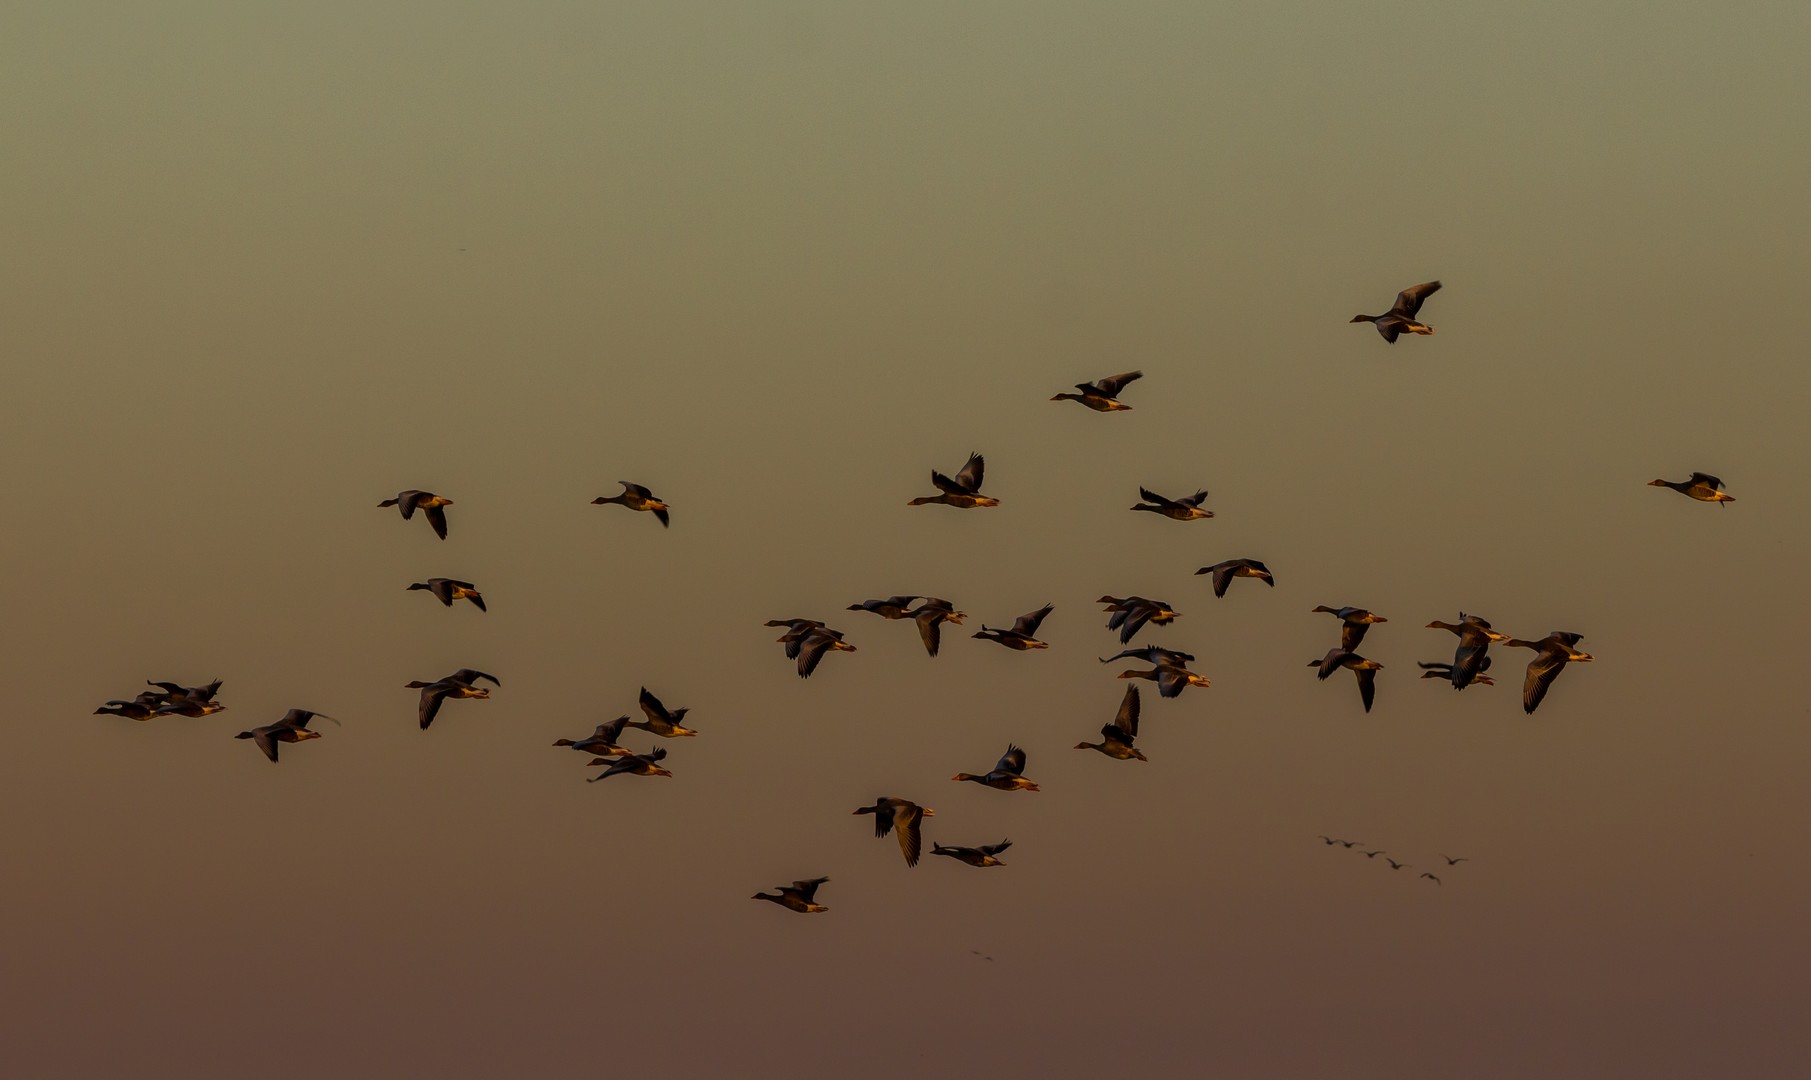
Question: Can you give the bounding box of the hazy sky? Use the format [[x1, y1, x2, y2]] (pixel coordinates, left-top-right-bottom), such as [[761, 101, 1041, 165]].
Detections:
[[5, 3, 1810, 1077]]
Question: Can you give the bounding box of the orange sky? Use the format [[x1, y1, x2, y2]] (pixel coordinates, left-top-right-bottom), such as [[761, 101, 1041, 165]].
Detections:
[[3, 3, 1809, 1077]]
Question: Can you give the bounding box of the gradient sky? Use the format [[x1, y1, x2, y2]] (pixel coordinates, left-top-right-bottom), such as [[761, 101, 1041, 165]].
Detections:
[[5, 3, 1810, 1077]]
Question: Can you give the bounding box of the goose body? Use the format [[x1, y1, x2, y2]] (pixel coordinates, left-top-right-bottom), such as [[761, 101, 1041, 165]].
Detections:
[[1197, 559, 1274, 597], [1417, 660, 1494, 686], [1648, 472, 1733, 506], [627, 687, 699, 737], [1308, 649, 1383, 713], [1051, 370, 1142, 411], [1501, 631, 1595, 714], [406, 668, 498, 730], [974, 603, 1054, 650], [1312, 606, 1388, 652], [909, 453, 998, 508], [853, 797, 934, 867], [407, 577, 487, 612], [378, 489, 453, 539], [1118, 662, 1211, 698], [1351, 280, 1441, 343], [589, 746, 672, 780], [847, 595, 921, 620], [910, 598, 965, 657], [1075, 684, 1147, 761], [932, 839, 1013, 867], [1130, 487, 1213, 521], [953, 744, 1040, 791], [592, 481, 671, 526], [553, 716, 631, 758], [753, 877, 830, 913], [1098, 595, 1180, 644], [1426, 614, 1507, 689], [235, 708, 338, 763]]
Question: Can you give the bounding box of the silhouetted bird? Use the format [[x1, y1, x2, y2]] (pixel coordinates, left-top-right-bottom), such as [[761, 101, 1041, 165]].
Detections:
[[974, 603, 1054, 650], [932, 839, 1013, 867], [909, 453, 998, 508], [752, 877, 830, 913], [953, 745, 1040, 791], [378, 489, 453, 539], [1311, 606, 1388, 652], [1648, 472, 1733, 506], [853, 798, 934, 867], [1050, 370, 1142, 411], [592, 482, 671, 526], [407, 577, 487, 612], [1501, 631, 1596, 714], [1075, 685, 1147, 761], [1130, 487, 1213, 521], [1350, 280, 1442, 343], [1308, 649, 1383, 712], [1197, 559, 1273, 597], [234, 709, 338, 763]]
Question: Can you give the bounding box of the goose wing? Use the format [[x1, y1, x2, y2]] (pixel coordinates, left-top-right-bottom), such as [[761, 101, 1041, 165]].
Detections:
[[1687, 472, 1724, 490], [929, 470, 965, 496], [797, 632, 837, 678], [1117, 605, 1156, 644], [895, 803, 926, 867], [1178, 490, 1210, 508], [639, 687, 671, 723], [252, 727, 280, 762], [979, 839, 1013, 857], [1012, 603, 1054, 637], [619, 481, 654, 499], [418, 685, 448, 729], [424, 504, 449, 540], [1522, 650, 1568, 714], [915, 608, 944, 657], [1210, 564, 1234, 598], [792, 877, 829, 901], [1156, 666, 1188, 698], [1355, 667, 1377, 713], [1341, 621, 1370, 652], [953, 453, 986, 493], [1114, 683, 1141, 738], [1092, 370, 1142, 397], [1391, 280, 1441, 319], [451, 668, 501, 687], [993, 744, 1027, 777], [1136, 486, 1172, 508]]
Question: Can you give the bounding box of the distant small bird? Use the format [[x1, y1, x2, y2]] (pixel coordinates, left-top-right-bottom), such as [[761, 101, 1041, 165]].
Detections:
[[1385, 858, 1410, 870], [847, 595, 922, 620], [1648, 472, 1733, 506], [406, 577, 487, 612], [1308, 649, 1383, 713], [1050, 370, 1142, 411], [592, 482, 671, 527], [1440, 855, 1469, 866], [553, 716, 631, 759], [911, 598, 966, 657], [752, 877, 830, 913], [909, 453, 998, 508], [1098, 595, 1180, 644], [1337, 840, 1362, 849], [974, 603, 1054, 650], [588, 746, 672, 780], [1361, 850, 1387, 859], [1351, 280, 1442, 343], [1317, 836, 1340, 845], [932, 839, 1013, 867], [628, 687, 699, 737], [1419, 872, 1442, 885], [1197, 559, 1274, 598], [1098, 645, 1196, 667], [1501, 631, 1596, 714], [1075, 684, 1147, 761], [953, 745, 1040, 791], [1311, 606, 1388, 652], [853, 797, 934, 867], [378, 490, 454, 540], [234, 709, 339, 763], [1130, 487, 1213, 521], [1118, 661, 1211, 698]]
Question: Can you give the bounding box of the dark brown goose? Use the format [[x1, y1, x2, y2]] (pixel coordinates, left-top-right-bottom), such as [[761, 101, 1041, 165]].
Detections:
[[1197, 559, 1273, 597], [931, 839, 1013, 867], [1501, 631, 1596, 714], [1426, 614, 1507, 690], [1308, 649, 1383, 713], [1098, 595, 1181, 645], [378, 489, 454, 539], [588, 746, 672, 780], [752, 877, 830, 913], [592, 482, 670, 526], [1417, 660, 1495, 686], [405, 668, 498, 730], [1648, 472, 1734, 506], [1351, 280, 1441, 343], [852, 797, 935, 867], [847, 595, 922, 620], [553, 716, 631, 759], [1075, 684, 1147, 761], [406, 577, 487, 612], [1117, 661, 1211, 698], [1051, 370, 1142, 411], [628, 687, 698, 737], [94, 692, 169, 721], [974, 603, 1054, 650], [908, 453, 998, 508], [953, 744, 1040, 792], [911, 598, 966, 657], [1311, 606, 1388, 652], [1130, 487, 1213, 521], [234, 709, 339, 763], [1098, 645, 1196, 666], [796, 628, 857, 678]]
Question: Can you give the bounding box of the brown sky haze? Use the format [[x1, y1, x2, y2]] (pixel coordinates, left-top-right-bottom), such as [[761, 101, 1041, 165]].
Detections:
[[4, 3, 1810, 1077]]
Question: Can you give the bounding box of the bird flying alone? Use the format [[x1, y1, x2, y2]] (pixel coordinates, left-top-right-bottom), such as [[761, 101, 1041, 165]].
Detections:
[[592, 482, 670, 526], [553, 716, 631, 759], [378, 490, 454, 539], [1648, 472, 1733, 507], [752, 877, 830, 913], [1351, 280, 1442, 343], [234, 709, 339, 763], [407, 577, 487, 612], [909, 453, 997, 508], [853, 798, 934, 867], [1051, 370, 1142, 411]]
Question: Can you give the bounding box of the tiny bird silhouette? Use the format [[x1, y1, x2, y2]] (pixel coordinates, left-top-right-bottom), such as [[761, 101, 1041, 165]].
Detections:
[[1385, 858, 1409, 870], [1441, 854, 1469, 865], [1419, 873, 1442, 885], [1361, 850, 1386, 859]]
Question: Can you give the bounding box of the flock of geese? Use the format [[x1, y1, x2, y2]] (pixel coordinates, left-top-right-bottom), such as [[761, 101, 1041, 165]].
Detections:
[[88, 280, 1740, 912]]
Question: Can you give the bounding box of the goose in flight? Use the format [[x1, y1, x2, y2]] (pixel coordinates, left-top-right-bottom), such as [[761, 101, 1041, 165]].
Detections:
[[932, 839, 1013, 867], [1308, 649, 1383, 712], [1351, 280, 1442, 343], [1117, 661, 1211, 698], [911, 598, 966, 657], [1051, 370, 1142, 411], [1427, 613, 1508, 689], [94, 692, 170, 721], [1419, 872, 1442, 885], [974, 603, 1054, 650], [766, 619, 830, 659], [752, 877, 831, 913], [1501, 631, 1596, 714], [552, 716, 631, 759], [852, 797, 934, 867], [378, 490, 454, 539], [592, 482, 671, 527], [151, 682, 229, 718], [1098, 595, 1180, 645], [953, 745, 1041, 791], [588, 746, 672, 780], [1648, 472, 1734, 506], [628, 687, 699, 737], [1197, 559, 1273, 598], [909, 452, 998, 508], [1130, 487, 1214, 521], [1098, 645, 1196, 667], [1385, 858, 1410, 871], [796, 628, 858, 678], [1440, 855, 1469, 866], [1075, 684, 1147, 761], [1361, 850, 1387, 858], [235, 709, 339, 763], [1311, 607, 1388, 652], [406, 577, 487, 612], [406, 668, 498, 730], [847, 595, 922, 620], [1417, 660, 1495, 686]]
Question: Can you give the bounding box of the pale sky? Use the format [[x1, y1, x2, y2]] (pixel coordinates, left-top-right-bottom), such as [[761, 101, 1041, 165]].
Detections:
[[3, 3, 1809, 1077]]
